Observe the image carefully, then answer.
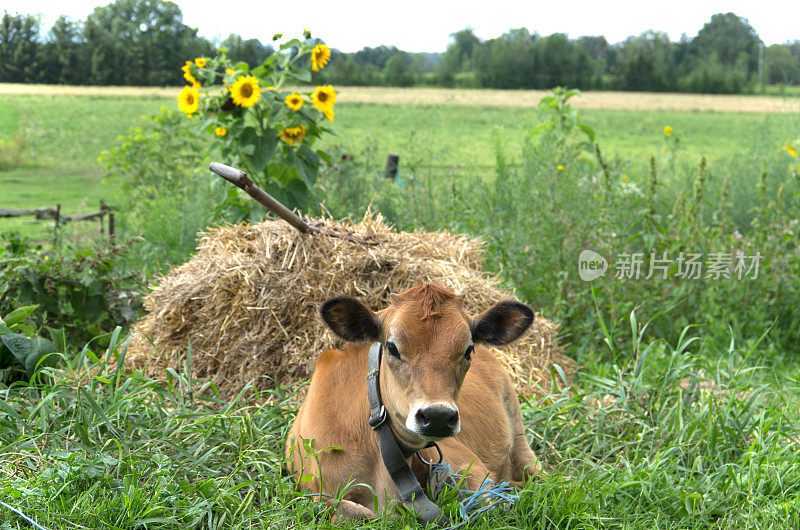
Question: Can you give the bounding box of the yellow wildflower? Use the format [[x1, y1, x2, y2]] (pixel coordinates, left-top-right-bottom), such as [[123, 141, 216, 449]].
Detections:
[[177, 85, 200, 115], [664, 125, 673, 137], [311, 44, 331, 72], [229, 75, 261, 107], [311, 85, 337, 120], [285, 93, 304, 111], [181, 60, 197, 85], [784, 143, 799, 157], [225, 68, 234, 75], [215, 127, 227, 137], [279, 125, 308, 146], [195, 57, 207, 68], [557, 165, 564, 171]]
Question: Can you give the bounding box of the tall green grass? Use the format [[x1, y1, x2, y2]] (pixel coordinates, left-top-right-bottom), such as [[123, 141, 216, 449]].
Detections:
[[1, 319, 798, 528]]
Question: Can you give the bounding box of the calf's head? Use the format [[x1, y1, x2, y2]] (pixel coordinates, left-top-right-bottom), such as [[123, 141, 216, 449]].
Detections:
[[320, 283, 533, 447]]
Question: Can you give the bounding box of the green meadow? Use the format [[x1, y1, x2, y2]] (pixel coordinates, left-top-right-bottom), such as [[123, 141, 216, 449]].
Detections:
[[2, 93, 798, 236]]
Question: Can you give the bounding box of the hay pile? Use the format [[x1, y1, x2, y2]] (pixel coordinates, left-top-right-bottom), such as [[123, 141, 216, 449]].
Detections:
[[126, 212, 573, 398]]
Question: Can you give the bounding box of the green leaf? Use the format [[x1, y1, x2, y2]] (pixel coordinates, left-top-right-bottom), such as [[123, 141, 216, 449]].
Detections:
[[234, 62, 249, 73], [286, 179, 311, 212], [294, 145, 320, 189], [2, 305, 38, 328], [316, 150, 332, 166], [2, 333, 34, 367], [241, 127, 277, 173], [578, 123, 596, 142], [27, 337, 58, 374], [0, 333, 57, 375], [285, 69, 311, 83], [0, 344, 14, 369]]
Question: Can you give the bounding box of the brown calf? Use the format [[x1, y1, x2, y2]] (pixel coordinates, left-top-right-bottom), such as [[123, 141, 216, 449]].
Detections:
[[285, 283, 540, 521]]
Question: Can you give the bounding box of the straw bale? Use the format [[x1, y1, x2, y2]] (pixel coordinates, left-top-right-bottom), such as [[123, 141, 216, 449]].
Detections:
[[126, 212, 573, 399]]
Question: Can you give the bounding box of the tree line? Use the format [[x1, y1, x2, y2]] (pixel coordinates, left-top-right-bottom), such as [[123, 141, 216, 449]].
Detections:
[[0, 0, 270, 86], [318, 14, 800, 94], [2, 2, 799, 94]]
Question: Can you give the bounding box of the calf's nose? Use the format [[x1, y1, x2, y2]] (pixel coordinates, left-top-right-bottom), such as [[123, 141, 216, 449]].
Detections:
[[415, 404, 459, 437]]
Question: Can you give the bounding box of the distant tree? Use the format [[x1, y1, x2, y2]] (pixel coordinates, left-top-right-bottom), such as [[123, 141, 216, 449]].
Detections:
[[222, 34, 272, 67], [688, 13, 761, 73], [765, 44, 800, 85], [38, 16, 87, 84], [84, 0, 212, 86], [614, 31, 677, 92], [383, 53, 412, 86], [0, 13, 42, 83], [474, 28, 538, 88]]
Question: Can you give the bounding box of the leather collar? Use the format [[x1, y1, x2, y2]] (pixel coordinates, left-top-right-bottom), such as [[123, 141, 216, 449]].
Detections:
[[366, 342, 449, 527]]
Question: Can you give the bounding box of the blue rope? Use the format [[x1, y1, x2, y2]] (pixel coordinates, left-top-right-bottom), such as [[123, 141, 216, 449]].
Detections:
[[429, 461, 519, 527], [0, 500, 49, 530]]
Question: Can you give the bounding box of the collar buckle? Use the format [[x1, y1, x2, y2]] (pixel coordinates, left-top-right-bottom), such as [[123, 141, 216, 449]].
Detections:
[[369, 405, 387, 429]]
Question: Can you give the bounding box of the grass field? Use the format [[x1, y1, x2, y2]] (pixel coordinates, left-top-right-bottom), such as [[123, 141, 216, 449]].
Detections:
[[2, 85, 798, 239]]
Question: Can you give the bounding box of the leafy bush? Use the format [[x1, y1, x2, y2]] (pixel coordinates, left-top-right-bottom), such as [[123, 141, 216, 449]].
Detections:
[[0, 232, 142, 349], [320, 88, 800, 361], [0, 304, 63, 385], [99, 108, 222, 269]]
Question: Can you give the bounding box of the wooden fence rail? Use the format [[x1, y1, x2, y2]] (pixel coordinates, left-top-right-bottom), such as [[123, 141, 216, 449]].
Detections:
[[0, 201, 116, 237]]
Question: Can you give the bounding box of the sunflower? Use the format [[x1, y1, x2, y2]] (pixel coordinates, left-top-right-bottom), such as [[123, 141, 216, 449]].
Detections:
[[229, 75, 261, 107], [214, 127, 227, 137], [177, 85, 200, 115], [311, 85, 337, 119], [181, 60, 197, 85], [285, 93, 304, 111], [225, 68, 235, 75], [311, 44, 331, 72], [279, 126, 308, 146], [195, 57, 207, 68]]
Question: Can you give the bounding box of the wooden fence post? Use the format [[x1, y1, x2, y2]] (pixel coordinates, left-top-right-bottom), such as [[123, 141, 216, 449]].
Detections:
[[53, 204, 61, 242], [384, 153, 399, 179]]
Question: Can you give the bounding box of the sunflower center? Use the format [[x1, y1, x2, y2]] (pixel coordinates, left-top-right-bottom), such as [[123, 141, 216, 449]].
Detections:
[[317, 92, 328, 103], [186, 94, 195, 105], [240, 84, 253, 98]]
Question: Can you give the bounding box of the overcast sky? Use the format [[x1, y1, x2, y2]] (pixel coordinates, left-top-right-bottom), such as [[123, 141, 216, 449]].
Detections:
[[4, 0, 799, 52]]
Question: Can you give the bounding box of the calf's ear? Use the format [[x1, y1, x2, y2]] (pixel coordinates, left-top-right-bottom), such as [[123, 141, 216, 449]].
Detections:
[[471, 300, 534, 346], [320, 297, 382, 343]]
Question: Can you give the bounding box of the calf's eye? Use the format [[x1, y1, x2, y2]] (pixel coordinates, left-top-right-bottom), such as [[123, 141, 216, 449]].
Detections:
[[386, 341, 401, 359], [464, 344, 474, 361]]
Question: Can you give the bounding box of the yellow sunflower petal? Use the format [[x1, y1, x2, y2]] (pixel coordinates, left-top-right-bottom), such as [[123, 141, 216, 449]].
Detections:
[[285, 93, 304, 111], [229, 75, 262, 108], [177, 85, 200, 115], [311, 85, 337, 113], [311, 44, 331, 72]]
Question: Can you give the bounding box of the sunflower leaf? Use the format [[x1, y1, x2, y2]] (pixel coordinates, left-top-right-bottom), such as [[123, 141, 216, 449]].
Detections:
[[241, 127, 277, 174], [294, 145, 320, 189], [285, 69, 311, 83]]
